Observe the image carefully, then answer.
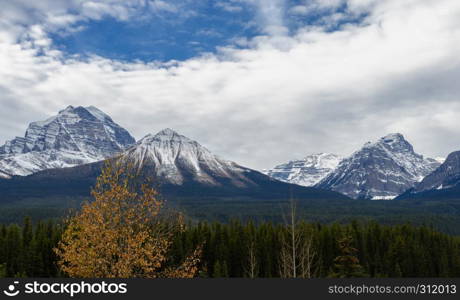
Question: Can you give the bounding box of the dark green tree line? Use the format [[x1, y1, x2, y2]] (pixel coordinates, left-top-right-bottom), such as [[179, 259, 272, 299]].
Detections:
[[1, 218, 459, 278], [0, 217, 62, 277], [169, 221, 460, 278]]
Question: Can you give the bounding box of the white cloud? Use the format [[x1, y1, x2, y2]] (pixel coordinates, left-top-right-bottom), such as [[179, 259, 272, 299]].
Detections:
[[236, 0, 289, 36], [0, 0, 186, 42], [289, 5, 310, 16], [215, 1, 244, 13], [0, 0, 460, 170], [149, 0, 178, 13], [255, 0, 289, 36]]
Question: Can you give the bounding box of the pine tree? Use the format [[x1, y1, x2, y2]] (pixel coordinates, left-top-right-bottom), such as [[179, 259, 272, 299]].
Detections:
[[5, 225, 23, 277], [0, 264, 6, 278], [213, 260, 223, 278], [330, 235, 367, 278], [393, 263, 403, 277]]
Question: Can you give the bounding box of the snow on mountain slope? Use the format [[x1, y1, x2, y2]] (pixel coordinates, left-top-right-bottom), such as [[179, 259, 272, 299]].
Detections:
[[121, 128, 257, 187], [435, 157, 446, 164], [316, 133, 441, 200], [410, 151, 460, 193], [265, 153, 343, 186], [0, 127, 352, 203], [0, 170, 10, 179], [0, 106, 135, 177]]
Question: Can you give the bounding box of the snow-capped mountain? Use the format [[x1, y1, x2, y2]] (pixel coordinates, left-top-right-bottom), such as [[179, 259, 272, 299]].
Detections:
[[0, 105, 135, 177], [0, 128, 351, 203], [316, 133, 441, 200], [265, 153, 343, 186], [409, 151, 460, 193], [121, 128, 258, 187]]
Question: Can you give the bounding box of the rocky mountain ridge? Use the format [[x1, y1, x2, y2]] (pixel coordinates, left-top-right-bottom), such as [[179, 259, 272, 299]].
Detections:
[[316, 133, 441, 199], [265, 153, 343, 186], [0, 105, 135, 177]]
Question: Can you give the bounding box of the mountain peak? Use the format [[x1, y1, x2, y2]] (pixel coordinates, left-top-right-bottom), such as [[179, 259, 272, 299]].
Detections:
[[37, 105, 113, 127], [84, 106, 113, 122], [0, 106, 135, 176], [123, 129, 248, 186], [156, 128, 180, 138], [59, 105, 75, 114], [140, 128, 192, 145], [317, 134, 440, 199], [364, 133, 407, 147], [362, 133, 413, 154], [381, 133, 405, 143]]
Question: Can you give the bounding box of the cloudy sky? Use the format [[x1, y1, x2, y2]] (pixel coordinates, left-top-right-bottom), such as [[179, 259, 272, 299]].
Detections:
[[0, 0, 459, 170]]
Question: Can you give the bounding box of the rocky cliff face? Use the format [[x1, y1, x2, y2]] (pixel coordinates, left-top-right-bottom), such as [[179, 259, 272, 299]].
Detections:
[[316, 133, 441, 199], [265, 153, 343, 186], [0, 106, 135, 177], [410, 151, 460, 193]]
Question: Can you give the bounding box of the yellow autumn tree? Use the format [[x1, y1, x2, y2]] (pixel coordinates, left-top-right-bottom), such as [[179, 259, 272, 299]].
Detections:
[[55, 160, 201, 278]]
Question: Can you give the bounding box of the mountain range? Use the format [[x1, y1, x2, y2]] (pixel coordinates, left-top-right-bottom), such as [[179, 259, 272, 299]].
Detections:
[[0, 108, 349, 205], [316, 133, 441, 199], [396, 151, 460, 201], [0, 106, 458, 204], [264, 153, 342, 186], [266, 133, 444, 200]]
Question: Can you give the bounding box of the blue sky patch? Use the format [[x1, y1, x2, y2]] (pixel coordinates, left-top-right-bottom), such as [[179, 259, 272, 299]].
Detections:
[[48, 0, 367, 62], [50, 2, 259, 62]]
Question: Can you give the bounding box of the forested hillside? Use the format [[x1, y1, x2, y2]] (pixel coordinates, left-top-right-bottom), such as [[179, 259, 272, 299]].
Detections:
[[1, 218, 459, 278]]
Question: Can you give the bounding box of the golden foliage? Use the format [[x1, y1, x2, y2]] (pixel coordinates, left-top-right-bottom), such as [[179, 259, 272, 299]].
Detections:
[[55, 160, 201, 278]]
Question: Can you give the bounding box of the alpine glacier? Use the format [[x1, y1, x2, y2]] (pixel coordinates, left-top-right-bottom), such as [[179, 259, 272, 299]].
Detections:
[[265, 153, 343, 186], [316, 133, 441, 200], [0, 106, 135, 177], [121, 128, 257, 187]]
